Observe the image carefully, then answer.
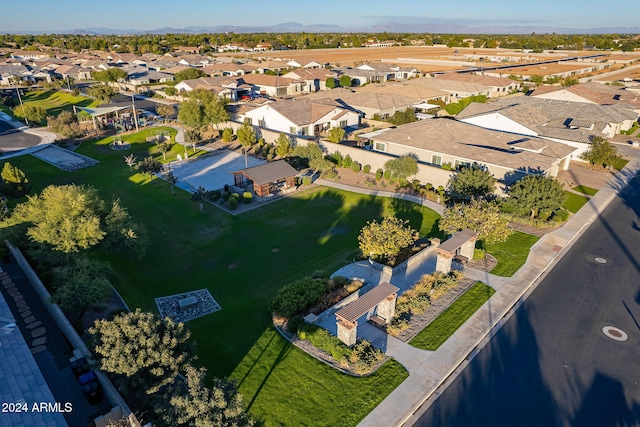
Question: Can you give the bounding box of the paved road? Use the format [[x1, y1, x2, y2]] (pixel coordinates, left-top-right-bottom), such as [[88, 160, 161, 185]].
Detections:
[[414, 174, 640, 427], [0, 119, 41, 152]]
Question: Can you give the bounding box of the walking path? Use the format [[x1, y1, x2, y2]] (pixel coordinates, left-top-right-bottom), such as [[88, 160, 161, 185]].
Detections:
[[315, 178, 445, 215], [356, 156, 640, 426]]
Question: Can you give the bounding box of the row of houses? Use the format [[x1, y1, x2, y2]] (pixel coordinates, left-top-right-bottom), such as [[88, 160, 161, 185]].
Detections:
[[223, 80, 638, 187]]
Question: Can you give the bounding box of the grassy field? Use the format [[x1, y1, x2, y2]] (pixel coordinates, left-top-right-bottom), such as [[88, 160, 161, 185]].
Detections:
[[485, 231, 540, 277], [230, 327, 408, 427], [1, 129, 443, 424], [8, 90, 100, 125], [564, 190, 590, 213], [571, 185, 598, 196], [409, 282, 495, 351]]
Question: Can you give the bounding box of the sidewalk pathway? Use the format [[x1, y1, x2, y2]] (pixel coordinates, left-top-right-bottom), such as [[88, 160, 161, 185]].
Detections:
[[356, 155, 640, 427], [315, 178, 445, 215]]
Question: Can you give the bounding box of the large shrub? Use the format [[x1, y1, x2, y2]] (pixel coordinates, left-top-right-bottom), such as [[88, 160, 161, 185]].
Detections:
[[269, 277, 328, 318]]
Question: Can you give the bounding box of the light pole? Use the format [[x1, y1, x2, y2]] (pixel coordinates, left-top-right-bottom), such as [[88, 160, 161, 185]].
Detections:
[[131, 94, 139, 132], [10, 63, 28, 126]]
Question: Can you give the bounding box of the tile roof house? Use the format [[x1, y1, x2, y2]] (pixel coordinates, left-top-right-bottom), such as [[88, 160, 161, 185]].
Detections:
[[456, 96, 639, 159], [303, 88, 419, 119], [363, 119, 576, 182], [282, 68, 338, 92], [174, 76, 251, 101], [240, 74, 303, 97], [243, 99, 360, 137], [435, 73, 520, 97], [529, 82, 640, 110]]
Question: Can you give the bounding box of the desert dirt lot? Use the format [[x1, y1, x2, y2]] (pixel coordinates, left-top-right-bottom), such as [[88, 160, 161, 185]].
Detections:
[[229, 46, 600, 70]]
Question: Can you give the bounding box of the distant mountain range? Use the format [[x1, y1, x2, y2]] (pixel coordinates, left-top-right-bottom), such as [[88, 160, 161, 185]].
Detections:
[[15, 21, 640, 35]]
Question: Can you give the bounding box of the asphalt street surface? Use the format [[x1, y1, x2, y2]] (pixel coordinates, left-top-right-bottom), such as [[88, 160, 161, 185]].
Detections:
[[415, 173, 640, 427], [0, 120, 41, 152]]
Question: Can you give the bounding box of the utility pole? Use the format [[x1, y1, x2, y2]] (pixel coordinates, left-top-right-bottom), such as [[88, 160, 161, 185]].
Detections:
[[131, 94, 139, 132]]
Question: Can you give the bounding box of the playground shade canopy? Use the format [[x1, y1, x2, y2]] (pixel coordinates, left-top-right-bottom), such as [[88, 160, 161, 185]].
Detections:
[[77, 106, 129, 116]]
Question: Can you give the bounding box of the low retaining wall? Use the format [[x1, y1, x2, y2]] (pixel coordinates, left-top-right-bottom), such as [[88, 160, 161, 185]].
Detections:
[[6, 241, 139, 427]]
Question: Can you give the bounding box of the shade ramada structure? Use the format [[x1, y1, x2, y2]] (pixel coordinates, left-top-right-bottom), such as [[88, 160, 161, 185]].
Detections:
[[231, 159, 298, 197]]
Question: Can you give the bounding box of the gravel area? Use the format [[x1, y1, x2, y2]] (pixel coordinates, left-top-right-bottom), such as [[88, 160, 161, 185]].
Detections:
[[155, 289, 221, 323]]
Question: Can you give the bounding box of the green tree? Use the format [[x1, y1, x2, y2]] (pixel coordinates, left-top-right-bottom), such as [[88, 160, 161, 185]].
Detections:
[[384, 154, 419, 183], [156, 104, 176, 123], [137, 156, 162, 180], [191, 185, 207, 212], [164, 365, 253, 427], [388, 108, 417, 125], [166, 171, 177, 196], [92, 67, 128, 82], [1, 162, 29, 197], [339, 75, 352, 87], [89, 309, 195, 395], [506, 175, 567, 219], [581, 136, 621, 169], [178, 89, 228, 132], [165, 86, 178, 97], [325, 77, 337, 89], [174, 68, 205, 82], [47, 110, 83, 138], [439, 199, 513, 247], [309, 157, 335, 175], [14, 104, 46, 124], [237, 122, 257, 148], [7, 185, 106, 253], [327, 127, 345, 143], [158, 140, 173, 161], [529, 75, 544, 86], [358, 216, 417, 264], [52, 256, 111, 316], [448, 166, 496, 200], [87, 84, 116, 103], [275, 132, 292, 157], [292, 141, 323, 167], [103, 200, 148, 258]]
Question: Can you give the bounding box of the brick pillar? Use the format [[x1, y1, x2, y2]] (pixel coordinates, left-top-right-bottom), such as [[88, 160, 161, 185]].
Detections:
[[376, 294, 397, 324], [436, 249, 453, 274], [336, 318, 357, 346]]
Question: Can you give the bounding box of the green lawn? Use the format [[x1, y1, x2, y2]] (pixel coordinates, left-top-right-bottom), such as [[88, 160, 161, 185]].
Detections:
[[9, 89, 100, 125], [485, 231, 540, 277], [564, 190, 590, 213], [1, 129, 443, 424], [613, 158, 629, 171], [409, 282, 495, 351], [230, 327, 408, 427], [571, 185, 598, 196]]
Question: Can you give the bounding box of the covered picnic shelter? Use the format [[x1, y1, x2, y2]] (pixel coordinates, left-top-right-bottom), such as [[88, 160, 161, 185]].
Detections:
[[435, 228, 478, 274], [335, 282, 399, 346], [231, 159, 298, 197]]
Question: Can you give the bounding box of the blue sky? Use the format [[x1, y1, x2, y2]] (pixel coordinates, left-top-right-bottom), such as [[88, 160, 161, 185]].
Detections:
[[4, 0, 640, 32]]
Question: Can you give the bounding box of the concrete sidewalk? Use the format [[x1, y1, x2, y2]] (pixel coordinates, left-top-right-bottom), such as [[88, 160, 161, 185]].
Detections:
[[315, 178, 445, 215], [357, 156, 640, 427]]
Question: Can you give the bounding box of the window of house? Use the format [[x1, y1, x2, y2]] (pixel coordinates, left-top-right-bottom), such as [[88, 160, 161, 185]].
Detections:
[[374, 142, 386, 152], [245, 118, 253, 125], [300, 126, 309, 136], [340, 120, 348, 128], [454, 160, 471, 170], [289, 126, 297, 134], [258, 119, 266, 128], [432, 155, 442, 166]]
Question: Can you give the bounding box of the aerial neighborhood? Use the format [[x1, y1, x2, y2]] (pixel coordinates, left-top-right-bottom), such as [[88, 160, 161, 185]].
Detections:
[[1, 28, 639, 427]]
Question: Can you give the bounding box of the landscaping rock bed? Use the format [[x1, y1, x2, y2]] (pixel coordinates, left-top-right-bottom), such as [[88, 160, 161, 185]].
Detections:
[[155, 289, 221, 323], [389, 276, 476, 343]]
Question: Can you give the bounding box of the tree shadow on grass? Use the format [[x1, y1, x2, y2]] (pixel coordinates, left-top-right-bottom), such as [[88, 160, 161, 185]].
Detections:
[[245, 329, 292, 411]]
